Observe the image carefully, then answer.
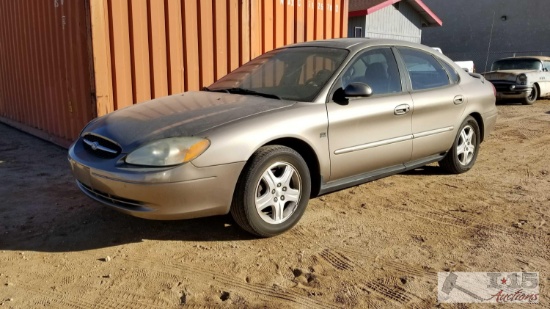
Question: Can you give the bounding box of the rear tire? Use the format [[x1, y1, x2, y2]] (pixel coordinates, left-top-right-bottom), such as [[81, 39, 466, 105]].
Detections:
[[522, 84, 538, 105], [439, 116, 480, 174], [231, 145, 311, 237]]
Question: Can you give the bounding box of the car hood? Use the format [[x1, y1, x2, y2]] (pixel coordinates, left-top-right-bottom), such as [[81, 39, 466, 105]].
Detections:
[[83, 91, 296, 150], [483, 70, 537, 81]]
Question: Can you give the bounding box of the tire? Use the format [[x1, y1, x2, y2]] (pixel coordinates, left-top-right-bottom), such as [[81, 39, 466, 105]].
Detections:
[[522, 84, 538, 105], [439, 116, 480, 174], [231, 145, 311, 237]]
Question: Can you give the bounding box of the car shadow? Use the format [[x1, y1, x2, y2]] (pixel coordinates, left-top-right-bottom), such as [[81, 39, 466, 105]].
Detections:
[[401, 165, 448, 176], [0, 123, 257, 253], [1, 198, 257, 253], [495, 99, 525, 105]]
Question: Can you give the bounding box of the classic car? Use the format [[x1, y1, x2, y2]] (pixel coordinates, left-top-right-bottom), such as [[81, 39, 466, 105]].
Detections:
[[483, 56, 550, 104], [68, 38, 497, 237]]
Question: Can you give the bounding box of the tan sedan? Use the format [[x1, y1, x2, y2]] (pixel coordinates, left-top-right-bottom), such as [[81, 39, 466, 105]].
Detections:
[[68, 38, 497, 237]]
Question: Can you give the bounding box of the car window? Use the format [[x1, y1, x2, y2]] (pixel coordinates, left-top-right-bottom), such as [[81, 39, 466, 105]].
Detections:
[[398, 48, 451, 91], [439, 59, 459, 84], [543, 61, 550, 72], [208, 47, 348, 102], [341, 48, 402, 95], [491, 59, 543, 71]]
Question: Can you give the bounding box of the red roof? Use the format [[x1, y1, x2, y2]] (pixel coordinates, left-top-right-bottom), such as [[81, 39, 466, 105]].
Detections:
[[349, 0, 442, 27]]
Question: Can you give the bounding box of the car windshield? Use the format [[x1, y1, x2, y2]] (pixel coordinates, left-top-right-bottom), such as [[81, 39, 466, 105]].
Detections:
[[491, 59, 542, 71], [206, 47, 349, 102]]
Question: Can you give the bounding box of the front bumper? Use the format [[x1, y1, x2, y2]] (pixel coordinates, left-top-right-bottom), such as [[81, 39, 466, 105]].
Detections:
[[68, 145, 245, 220], [490, 82, 532, 100]]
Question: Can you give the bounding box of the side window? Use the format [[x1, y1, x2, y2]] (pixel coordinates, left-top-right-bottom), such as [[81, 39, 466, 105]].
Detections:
[[543, 61, 550, 72], [342, 48, 402, 95], [439, 59, 459, 84], [398, 48, 451, 91]]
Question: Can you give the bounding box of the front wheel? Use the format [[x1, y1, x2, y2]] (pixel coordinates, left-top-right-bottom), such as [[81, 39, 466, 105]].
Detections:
[[522, 85, 538, 105], [231, 145, 311, 237], [439, 116, 480, 174]]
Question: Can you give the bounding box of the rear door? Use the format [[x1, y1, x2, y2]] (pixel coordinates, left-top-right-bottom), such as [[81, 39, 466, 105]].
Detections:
[[395, 47, 466, 161]]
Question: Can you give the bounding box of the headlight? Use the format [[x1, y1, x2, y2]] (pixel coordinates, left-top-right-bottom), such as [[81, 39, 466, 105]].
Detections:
[[125, 137, 210, 166], [517, 74, 527, 85]]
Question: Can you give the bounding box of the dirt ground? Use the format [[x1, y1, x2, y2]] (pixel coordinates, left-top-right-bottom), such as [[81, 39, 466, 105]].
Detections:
[[0, 99, 549, 308]]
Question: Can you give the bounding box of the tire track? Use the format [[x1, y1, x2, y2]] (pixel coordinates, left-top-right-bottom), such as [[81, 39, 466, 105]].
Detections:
[[13, 242, 341, 308], [385, 204, 547, 242], [382, 204, 549, 259], [379, 260, 436, 278], [94, 292, 175, 309], [319, 249, 354, 271], [291, 197, 547, 306], [165, 262, 340, 309], [8, 255, 200, 309], [5, 282, 167, 309], [290, 217, 436, 306], [315, 248, 423, 306], [294, 222, 438, 278], [297, 198, 547, 306], [363, 279, 412, 304], [337, 247, 438, 278], [91, 250, 343, 309]]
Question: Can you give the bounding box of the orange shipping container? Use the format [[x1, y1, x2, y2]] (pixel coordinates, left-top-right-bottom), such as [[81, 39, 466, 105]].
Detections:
[[0, 0, 348, 147], [0, 0, 94, 147]]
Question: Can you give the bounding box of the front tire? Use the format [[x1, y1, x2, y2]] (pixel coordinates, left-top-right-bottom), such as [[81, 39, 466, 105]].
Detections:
[[439, 116, 480, 174], [522, 85, 538, 105], [231, 145, 311, 237]]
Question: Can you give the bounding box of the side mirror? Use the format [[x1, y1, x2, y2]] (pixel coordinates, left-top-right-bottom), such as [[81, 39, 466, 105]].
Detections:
[[344, 82, 373, 97], [332, 83, 373, 104]]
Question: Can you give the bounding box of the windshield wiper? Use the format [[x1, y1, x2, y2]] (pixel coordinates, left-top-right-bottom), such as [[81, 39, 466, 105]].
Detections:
[[203, 87, 280, 100]]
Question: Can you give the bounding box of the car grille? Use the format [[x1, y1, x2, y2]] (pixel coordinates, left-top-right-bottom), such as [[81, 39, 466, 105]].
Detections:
[[77, 181, 144, 210], [490, 81, 515, 92], [82, 134, 121, 158], [495, 85, 512, 92]]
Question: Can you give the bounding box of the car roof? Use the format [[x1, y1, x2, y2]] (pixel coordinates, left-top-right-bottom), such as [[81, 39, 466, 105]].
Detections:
[[495, 56, 550, 61], [283, 38, 437, 54]]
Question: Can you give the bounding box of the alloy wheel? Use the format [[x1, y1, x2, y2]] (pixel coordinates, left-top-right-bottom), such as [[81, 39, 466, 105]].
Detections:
[[254, 162, 301, 224], [456, 124, 476, 166]]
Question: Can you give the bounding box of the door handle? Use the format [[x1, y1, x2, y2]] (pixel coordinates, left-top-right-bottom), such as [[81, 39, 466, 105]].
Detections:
[[453, 95, 464, 105], [394, 104, 410, 115]]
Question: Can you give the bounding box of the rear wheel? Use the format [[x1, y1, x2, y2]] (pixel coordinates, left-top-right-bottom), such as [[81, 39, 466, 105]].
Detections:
[[231, 145, 311, 237], [439, 116, 480, 174], [522, 84, 538, 105]]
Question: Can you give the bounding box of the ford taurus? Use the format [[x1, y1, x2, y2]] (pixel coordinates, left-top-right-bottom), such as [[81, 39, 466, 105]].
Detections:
[[68, 39, 497, 237]]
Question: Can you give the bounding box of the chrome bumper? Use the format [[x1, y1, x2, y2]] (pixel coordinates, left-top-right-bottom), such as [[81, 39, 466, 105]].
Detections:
[[492, 82, 532, 99]]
